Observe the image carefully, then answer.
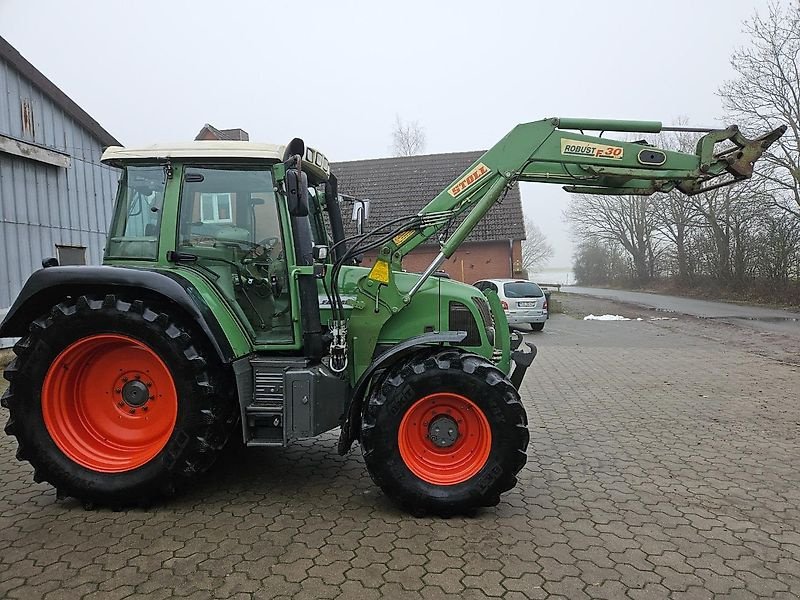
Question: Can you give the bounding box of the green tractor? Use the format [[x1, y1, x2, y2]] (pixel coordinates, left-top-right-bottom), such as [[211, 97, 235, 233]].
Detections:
[[1, 118, 783, 514]]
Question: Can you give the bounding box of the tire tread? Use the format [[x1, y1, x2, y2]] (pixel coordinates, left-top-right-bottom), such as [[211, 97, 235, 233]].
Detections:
[[2, 294, 238, 507], [361, 349, 528, 515]]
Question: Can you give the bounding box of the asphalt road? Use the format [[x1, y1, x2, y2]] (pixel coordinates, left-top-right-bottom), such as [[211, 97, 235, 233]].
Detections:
[[563, 286, 800, 335]]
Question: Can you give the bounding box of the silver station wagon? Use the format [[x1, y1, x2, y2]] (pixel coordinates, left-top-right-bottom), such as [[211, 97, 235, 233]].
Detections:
[[473, 279, 549, 331]]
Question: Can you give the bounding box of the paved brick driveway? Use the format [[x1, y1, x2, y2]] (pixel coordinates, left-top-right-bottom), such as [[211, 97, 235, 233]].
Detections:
[[1, 301, 799, 599]]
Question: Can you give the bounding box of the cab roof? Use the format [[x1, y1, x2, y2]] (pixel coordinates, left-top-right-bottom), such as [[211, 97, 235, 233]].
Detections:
[[101, 141, 331, 179]]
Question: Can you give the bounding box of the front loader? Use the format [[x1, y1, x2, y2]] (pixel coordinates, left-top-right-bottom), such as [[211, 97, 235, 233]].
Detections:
[[0, 118, 784, 514]]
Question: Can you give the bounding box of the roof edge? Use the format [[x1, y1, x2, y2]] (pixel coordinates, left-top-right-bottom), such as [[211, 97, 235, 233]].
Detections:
[[334, 149, 488, 166], [0, 35, 120, 147]]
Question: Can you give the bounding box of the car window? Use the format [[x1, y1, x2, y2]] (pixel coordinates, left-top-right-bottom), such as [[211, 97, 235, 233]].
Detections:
[[503, 281, 543, 298]]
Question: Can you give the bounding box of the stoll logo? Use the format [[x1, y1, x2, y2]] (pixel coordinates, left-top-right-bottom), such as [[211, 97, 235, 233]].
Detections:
[[561, 139, 624, 160], [448, 163, 490, 198]]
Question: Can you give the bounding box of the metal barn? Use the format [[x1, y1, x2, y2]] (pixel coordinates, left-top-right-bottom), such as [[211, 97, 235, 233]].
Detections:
[[0, 36, 120, 346]]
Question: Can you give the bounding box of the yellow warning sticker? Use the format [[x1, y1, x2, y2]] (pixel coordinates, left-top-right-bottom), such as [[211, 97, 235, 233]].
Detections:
[[392, 230, 415, 246], [368, 260, 390, 284]]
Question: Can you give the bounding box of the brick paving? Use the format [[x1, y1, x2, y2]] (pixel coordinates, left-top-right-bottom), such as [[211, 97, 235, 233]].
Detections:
[[1, 303, 799, 599]]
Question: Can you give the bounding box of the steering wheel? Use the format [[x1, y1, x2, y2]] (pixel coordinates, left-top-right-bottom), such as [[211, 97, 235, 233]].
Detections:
[[243, 236, 280, 260]]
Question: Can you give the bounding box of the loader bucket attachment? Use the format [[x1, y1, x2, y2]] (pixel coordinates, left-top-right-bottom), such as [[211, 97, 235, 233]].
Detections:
[[678, 124, 787, 196], [722, 125, 786, 179]]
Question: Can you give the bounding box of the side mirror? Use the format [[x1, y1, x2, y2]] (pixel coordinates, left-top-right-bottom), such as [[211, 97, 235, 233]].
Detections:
[[285, 168, 309, 217], [352, 198, 370, 235], [312, 244, 328, 278], [312, 244, 329, 263]]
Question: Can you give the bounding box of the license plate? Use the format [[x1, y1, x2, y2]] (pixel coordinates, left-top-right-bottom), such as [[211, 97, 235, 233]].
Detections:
[[518, 301, 536, 308]]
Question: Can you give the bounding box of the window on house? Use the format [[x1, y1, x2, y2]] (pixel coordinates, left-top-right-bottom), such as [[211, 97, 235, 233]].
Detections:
[[56, 245, 86, 266], [200, 193, 233, 223]]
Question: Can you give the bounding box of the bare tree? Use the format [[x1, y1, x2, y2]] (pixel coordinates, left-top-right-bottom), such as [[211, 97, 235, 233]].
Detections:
[[687, 180, 763, 283], [564, 193, 662, 283], [753, 208, 800, 281], [573, 237, 630, 285], [720, 0, 800, 217], [391, 115, 427, 156], [521, 219, 554, 272], [651, 124, 704, 283]]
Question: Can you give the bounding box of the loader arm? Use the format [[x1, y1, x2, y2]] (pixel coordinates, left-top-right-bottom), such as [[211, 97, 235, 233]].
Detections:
[[344, 117, 785, 381], [393, 117, 786, 268]]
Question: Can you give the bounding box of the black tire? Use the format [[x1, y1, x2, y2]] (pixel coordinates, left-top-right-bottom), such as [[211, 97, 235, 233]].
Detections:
[[531, 322, 545, 332], [1, 294, 237, 506], [361, 349, 528, 515]]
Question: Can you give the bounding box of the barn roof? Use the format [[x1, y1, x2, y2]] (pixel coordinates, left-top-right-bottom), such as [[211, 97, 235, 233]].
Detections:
[[0, 35, 120, 147]]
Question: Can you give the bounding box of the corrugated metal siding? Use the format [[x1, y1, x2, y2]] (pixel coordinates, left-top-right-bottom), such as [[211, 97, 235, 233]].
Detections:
[[0, 54, 119, 346]]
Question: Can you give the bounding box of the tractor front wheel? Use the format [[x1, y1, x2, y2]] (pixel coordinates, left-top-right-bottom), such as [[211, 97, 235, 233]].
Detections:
[[2, 295, 236, 506], [361, 350, 528, 515]]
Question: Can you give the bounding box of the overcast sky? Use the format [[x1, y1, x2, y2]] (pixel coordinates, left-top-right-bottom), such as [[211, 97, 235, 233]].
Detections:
[[0, 0, 766, 268]]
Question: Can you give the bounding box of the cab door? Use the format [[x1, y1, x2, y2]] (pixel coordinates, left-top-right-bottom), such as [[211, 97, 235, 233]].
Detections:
[[176, 164, 298, 347]]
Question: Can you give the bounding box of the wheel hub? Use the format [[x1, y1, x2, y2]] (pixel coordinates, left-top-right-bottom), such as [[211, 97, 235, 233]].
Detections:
[[121, 379, 150, 407], [397, 392, 492, 486], [428, 415, 459, 448]]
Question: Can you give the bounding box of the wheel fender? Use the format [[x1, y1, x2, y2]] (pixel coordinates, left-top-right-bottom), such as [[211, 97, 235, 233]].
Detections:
[[0, 266, 236, 363], [337, 330, 467, 455]]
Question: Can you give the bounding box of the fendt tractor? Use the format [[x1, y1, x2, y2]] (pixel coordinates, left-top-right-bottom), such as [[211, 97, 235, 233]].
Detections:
[[1, 117, 784, 514]]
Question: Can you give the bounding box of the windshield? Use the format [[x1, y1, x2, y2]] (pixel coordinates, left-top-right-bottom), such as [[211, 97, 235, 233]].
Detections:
[[106, 165, 167, 260], [503, 281, 543, 298]]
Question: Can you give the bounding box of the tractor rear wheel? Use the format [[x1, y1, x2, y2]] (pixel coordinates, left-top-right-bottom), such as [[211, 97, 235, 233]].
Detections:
[[1, 295, 236, 506], [361, 349, 528, 515]]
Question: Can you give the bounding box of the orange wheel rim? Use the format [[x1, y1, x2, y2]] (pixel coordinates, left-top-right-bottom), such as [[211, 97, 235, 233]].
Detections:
[[398, 392, 492, 485], [41, 334, 178, 473]]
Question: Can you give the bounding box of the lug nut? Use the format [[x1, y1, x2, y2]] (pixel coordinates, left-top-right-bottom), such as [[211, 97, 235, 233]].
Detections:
[[129, 408, 136, 414], [115, 388, 122, 394], [122, 376, 129, 383]]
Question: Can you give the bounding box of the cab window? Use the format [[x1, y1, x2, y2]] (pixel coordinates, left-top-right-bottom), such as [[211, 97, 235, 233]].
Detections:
[[105, 165, 167, 260]]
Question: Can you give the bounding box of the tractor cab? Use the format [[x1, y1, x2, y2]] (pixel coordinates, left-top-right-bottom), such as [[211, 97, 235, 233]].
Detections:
[[101, 141, 334, 346]]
